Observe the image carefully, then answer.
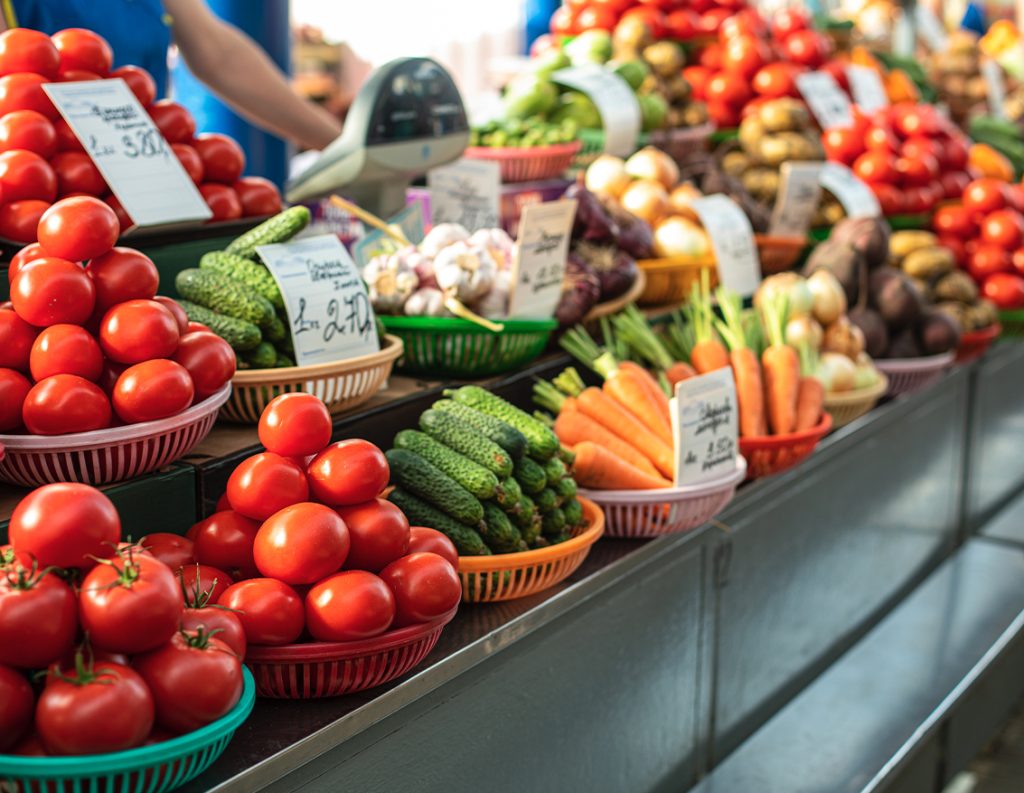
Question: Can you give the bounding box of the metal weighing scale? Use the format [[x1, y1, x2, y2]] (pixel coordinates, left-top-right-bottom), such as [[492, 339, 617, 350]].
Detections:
[[286, 57, 470, 218]]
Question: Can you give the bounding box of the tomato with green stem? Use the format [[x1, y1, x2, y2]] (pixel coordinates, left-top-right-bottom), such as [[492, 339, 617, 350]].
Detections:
[[0, 664, 33, 751], [0, 564, 78, 669], [179, 577, 247, 658], [179, 562, 233, 603]]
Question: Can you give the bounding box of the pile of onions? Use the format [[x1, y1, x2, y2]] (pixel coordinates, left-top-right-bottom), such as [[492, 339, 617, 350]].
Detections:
[[621, 179, 669, 227], [585, 155, 632, 198], [625, 147, 680, 191], [653, 216, 711, 258]]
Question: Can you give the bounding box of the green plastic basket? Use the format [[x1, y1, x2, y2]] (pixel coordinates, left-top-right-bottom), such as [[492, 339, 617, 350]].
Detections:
[[887, 213, 931, 230], [0, 668, 255, 793], [380, 316, 557, 378], [709, 128, 739, 144], [998, 309, 1024, 336]]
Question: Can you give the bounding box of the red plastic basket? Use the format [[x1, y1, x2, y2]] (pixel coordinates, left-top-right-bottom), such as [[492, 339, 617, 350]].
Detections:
[[738, 413, 833, 480], [580, 457, 745, 538], [875, 351, 955, 397], [956, 322, 1001, 363], [462, 141, 582, 182], [244, 608, 457, 699], [0, 384, 230, 487]]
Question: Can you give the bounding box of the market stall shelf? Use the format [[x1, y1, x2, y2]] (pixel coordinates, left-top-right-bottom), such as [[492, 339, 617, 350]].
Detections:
[[738, 412, 833, 479], [875, 351, 956, 397]]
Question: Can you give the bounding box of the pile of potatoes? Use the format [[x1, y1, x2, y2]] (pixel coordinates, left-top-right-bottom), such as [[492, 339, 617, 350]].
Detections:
[[928, 31, 990, 125]]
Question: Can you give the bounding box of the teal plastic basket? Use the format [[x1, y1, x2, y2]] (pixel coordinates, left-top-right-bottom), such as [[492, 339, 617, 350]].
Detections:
[[0, 668, 255, 793], [380, 316, 557, 378]]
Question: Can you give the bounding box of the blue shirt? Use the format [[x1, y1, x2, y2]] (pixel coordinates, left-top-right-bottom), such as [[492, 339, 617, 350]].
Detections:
[[6, 0, 172, 96]]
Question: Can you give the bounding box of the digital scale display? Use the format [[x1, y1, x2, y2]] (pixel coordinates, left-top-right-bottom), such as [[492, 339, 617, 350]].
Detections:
[[366, 61, 467, 145]]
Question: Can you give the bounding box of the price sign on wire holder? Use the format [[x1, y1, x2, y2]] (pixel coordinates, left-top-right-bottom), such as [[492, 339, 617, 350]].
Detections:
[[552, 64, 642, 157], [795, 70, 854, 131], [507, 199, 577, 319], [846, 66, 889, 113], [770, 161, 824, 237], [691, 194, 761, 297], [819, 162, 881, 218], [427, 158, 501, 232], [670, 368, 739, 486]]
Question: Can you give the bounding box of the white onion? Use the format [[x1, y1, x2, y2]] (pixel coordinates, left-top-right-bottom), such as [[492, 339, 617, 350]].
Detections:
[[785, 316, 823, 350], [818, 352, 857, 392], [585, 155, 631, 198], [653, 215, 711, 258], [621, 179, 670, 227], [625, 146, 680, 191], [754, 273, 813, 319], [807, 269, 847, 326], [668, 183, 701, 220]]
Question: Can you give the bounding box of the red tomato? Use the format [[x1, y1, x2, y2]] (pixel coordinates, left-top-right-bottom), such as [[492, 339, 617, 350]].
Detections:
[[853, 149, 897, 184], [0, 308, 37, 370], [218, 578, 304, 646], [109, 65, 156, 106], [192, 133, 245, 184], [0, 149, 55, 202], [901, 185, 931, 214], [233, 176, 282, 217], [576, 5, 617, 30], [336, 498, 410, 573], [969, 244, 1013, 281], [179, 562, 233, 603], [50, 151, 105, 197], [752, 63, 803, 98], [943, 137, 970, 170], [305, 570, 395, 641], [104, 192, 132, 231], [112, 359, 194, 424], [171, 142, 203, 184], [52, 117, 82, 153], [190, 510, 261, 579], [782, 29, 831, 68], [172, 331, 235, 399], [941, 171, 971, 201], [666, 8, 700, 39], [0, 110, 56, 157], [12, 257, 95, 326], [705, 71, 751, 107], [822, 126, 865, 165], [0, 198, 49, 242], [147, 100, 196, 144], [227, 452, 309, 521], [0, 72, 56, 119], [51, 28, 112, 75], [718, 8, 767, 40], [254, 502, 350, 584], [79, 549, 183, 653], [698, 42, 723, 69], [1012, 247, 1024, 275], [938, 235, 969, 267], [199, 183, 242, 221], [864, 124, 899, 152], [257, 393, 332, 457], [963, 178, 1009, 217], [549, 5, 578, 35], [307, 439, 389, 506], [771, 7, 810, 40], [983, 272, 1024, 309], [180, 607, 246, 658], [22, 374, 111, 433], [932, 205, 975, 237], [134, 629, 243, 733], [57, 68, 101, 82], [99, 298, 180, 363], [1007, 184, 1024, 213], [37, 196, 119, 261], [706, 99, 740, 128], [892, 103, 937, 138], [85, 247, 159, 312], [407, 526, 459, 568], [899, 135, 937, 162], [620, 6, 666, 38], [682, 65, 711, 100], [139, 532, 194, 572], [0, 28, 60, 78], [9, 482, 118, 569], [872, 182, 906, 215], [8, 241, 46, 283], [29, 324, 103, 382], [0, 368, 30, 429], [895, 154, 939, 188], [721, 35, 770, 80], [0, 566, 77, 668], [380, 552, 461, 627], [36, 662, 153, 755], [0, 665, 32, 751], [698, 8, 732, 34], [981, 209, 1024, 249]]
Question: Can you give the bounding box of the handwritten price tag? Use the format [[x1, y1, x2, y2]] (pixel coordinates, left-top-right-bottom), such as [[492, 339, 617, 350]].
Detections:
[[691, 194, 761, 297], [552, 65, 642, 157], [43, 79, 210, 228], [914, 5, 949, 52], [981, 58, 1008, 120], [819, 162, 881, 218], [846, 66, 889, 113], [770, 162, 823, 237], [670, 368, 738, 486], [257, 234, 380, 366], [352, 201, 426, 268], [507, 199, 576, 319], [796, 71, 854, 131], [427, 158, 501, 232]]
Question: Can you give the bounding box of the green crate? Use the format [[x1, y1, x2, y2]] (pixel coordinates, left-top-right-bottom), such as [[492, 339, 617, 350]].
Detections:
[[998, 309, 1024, 336], [887, 213, 931, 230]]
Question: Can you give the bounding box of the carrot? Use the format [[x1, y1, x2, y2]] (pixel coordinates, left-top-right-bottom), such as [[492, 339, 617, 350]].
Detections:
[[794, 342, 825, 431], [576, 387, 675, 478], [759, 294, 800, 435], [604, 370, 673, 444], [688, 268, 729, 374], [618, 361, 671, 425], [554, 412, 661, 477], [715, 288, 766, 438], [572, 441, 672, 490], [666, 361, 696, 385]]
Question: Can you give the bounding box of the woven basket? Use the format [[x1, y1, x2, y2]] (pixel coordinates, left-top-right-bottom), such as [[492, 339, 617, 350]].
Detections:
[[875, 351, 955, 397], [463, 141, 582, 182], [823, 375, 888, 429], [636, 254, 717, 307]]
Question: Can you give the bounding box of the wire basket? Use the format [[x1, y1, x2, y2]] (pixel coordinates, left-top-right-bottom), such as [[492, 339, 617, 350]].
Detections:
[[999, 309, 1024, 336], [875, 351, 956, 397], [738, 413, 833, 479], [0, 668, 254, 793], [380, 316, 557, 378], [636, 254, 717, 307], [823, 375, 888, 429], [756, 234, 810, 275], [457, 497, 604, 602], [221, 335, 403, 423], [463, 141, 582, 182], [0, 383, 231, 487], [244, 608, 456, 699], [580, 458, 746, 539], [956, 322, 1001, 363]]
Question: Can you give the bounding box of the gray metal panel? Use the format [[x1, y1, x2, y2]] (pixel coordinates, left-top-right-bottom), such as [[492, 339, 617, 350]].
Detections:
[[980, 489, 1024, 548], [692, 540, 1024, 793], [711, 373, 968, 760]]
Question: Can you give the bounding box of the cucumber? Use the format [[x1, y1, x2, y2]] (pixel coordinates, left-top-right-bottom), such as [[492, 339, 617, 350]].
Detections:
[[200, 250, 284, 309], [553, 476, 577, 500], [541, 507, 566, 537], [244, 341, 277, 369], [274, 352, 295, 368], [535, 488, 558, 514], [530, 536, 550, 550], [226, 206, 311, 260], [393, 430, 498, 499], [276, 327, 294, 355], [385, 448, 484, 527], [387, 487, 489, 556], [514, 456, 547, 495], [558, 445, 576, 466], [419, 409, 513, 478], [517, 497, 542, 546], [431, 399, 527, 459], [480, 502, 525, 553], [265, 315, 287, 343], [447, 386, 560, 460], [563, 497, 584, 528], [177, 300, 261, 351], [493, 476, 522, 513], [175, 268, 275, 328], [543, 456, 567, 483], [547, 532, 572, 546], [512, 493, 536, 528]]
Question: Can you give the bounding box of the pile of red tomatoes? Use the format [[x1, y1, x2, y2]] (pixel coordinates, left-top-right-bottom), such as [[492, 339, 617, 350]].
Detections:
[[548, 0, 747, 43]]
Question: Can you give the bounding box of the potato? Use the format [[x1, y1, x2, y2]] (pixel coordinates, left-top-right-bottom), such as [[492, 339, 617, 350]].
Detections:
[[934, 301, 969, 331], [741, 167, 779, 198], [901, 246, 956, 279], [757, 98, 810, 133], [682, 102, 709, 126], [758, 132, 817, 166], [738, 117, 765, 154], [966, 299, 999, 330], [722, 150, 752, 177], [889, 230, 939, 261], [934, 270, 979, 304]]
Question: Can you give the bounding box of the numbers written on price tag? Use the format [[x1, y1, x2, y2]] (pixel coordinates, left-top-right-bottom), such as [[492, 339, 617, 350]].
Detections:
[[257, 234, 380, 366], [770, 161, 824, 237], [43, 79, 210, 228], [795, 71, 853, 130], [427, 158, 501, 233], [670, 368, 738, 486], [552, 65, 642, 157], [846, 66, 889, 113], [981, 58, 1008, 120], [352, 200, 426, 268], [508, 199, 576, 319], [819, 162, 881, 218], [690, 194, 761, 297]]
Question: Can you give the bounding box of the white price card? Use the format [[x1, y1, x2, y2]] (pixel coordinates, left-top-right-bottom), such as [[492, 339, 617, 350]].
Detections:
[[892, 12, 915, 58], [552, 65, 642, 157], [982, 58, 1008, 120], [846, 66, 889, 113], [770, 161, 824, 237], [669, 368, 739, 486], [508, 199, 577, 319], [819, 162, 881, 218], [352, 201, 426, 268], [691, 194, 761, 297], [427, 158, 501, 232], [257, 234, 380, 366], [43, 79, 211, 229], [795, 71, 854, 131], [914, 5, 949, 52]]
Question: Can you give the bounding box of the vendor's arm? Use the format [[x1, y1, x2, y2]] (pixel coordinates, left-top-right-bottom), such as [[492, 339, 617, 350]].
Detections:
[[164, 0, 343, 149]]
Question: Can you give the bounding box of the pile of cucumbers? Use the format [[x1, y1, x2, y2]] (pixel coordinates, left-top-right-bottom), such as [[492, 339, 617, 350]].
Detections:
[[386, 386, 586, 557], [174, 206, 311, 370]]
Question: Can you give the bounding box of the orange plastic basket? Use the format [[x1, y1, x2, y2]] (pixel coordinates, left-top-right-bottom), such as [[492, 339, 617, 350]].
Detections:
[[956, 322, 1001, 363], [462, 141, 582, 183], [457, 497, 605, 603], [756, 234, 808, 275], [738, 413, 833, 480], [636, 255, 717, 307]]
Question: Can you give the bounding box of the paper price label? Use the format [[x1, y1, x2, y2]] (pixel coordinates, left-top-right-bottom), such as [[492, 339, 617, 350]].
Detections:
[[257, 234, 380, 366], [914, 5, 949, 52], [552, 65, 642, 157], [508, 199, 576, 319], [892, 12, 915, 58], [670, 368, 739, 486], [770, 162, 824, 237], [352, 201, 426, 268], [427, 158, 501, 232], [819, 162, 881, 218], [43, 79, 210, 229], [796, 71, 854, 131], [691, 194, 761, 297], [846, 66, 889, 113], [981, 58, 1008, 120]]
